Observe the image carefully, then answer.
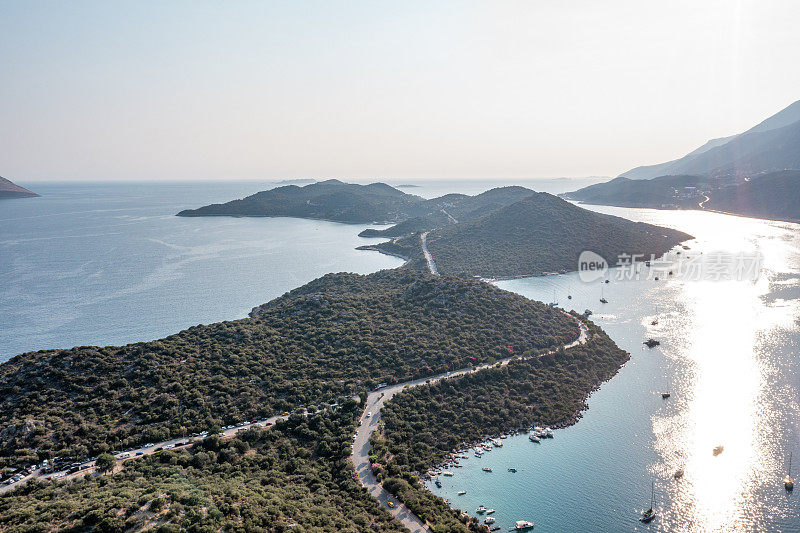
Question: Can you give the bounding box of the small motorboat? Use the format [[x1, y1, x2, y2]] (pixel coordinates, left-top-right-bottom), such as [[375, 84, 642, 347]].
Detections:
[[529, 433, 541, 442], [508, 468, 517, 473], [713, 445, 724, 456], [435, 479, 442, 488], [458, 490, 467, 495], [482, 467, 493, 472], [484, 517, 496, 524], [785, 452, 794, 491], [511, 520, 535, 530], [651, 319, 659, 325], [583, 309, 593, 317], [661, 392, 671, 399], [490, 526, 501, 532], [476, 505, 487, 514], [544, 428, 554, 438], [674, 468, 684, 479], [644, 338, 660, 348], [442, 471, 454, 476], [600, 298, 608, 304], [486, 508, 496, 514]]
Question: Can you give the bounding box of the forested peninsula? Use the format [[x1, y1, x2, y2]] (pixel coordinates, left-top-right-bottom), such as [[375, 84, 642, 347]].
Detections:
[[0, 271, 577, 469], [179, 179, 692, 278]]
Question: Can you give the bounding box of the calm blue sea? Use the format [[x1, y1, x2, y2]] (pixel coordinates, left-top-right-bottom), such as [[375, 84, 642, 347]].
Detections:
[[2, 179, 798, 531]]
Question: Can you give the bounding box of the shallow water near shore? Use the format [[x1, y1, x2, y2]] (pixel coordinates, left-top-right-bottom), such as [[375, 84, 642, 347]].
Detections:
[[429, 207, 800, 532]]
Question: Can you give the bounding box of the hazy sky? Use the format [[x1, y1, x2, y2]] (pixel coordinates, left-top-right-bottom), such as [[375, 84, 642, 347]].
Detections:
[[2, 1, 799, 181]]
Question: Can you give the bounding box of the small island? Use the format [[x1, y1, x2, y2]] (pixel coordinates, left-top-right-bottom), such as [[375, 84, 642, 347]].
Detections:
[[0, 176, 38, 199]]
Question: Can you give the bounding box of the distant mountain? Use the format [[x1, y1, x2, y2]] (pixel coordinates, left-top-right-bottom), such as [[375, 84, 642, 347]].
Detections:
[[374, 193, 690, 278], [621, 99, 800, 179], [177, 179, 427, 223], [562, 175, 709, 209], [0, 176, 38, 199], [703, 170, 800, 222], [563, 169, 800, 223]]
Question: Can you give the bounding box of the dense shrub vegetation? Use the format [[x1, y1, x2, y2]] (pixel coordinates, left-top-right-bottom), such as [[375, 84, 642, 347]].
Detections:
[[375, 320, 629, 473], [0, 270, 577, 467], [425, 193, 691, 277], [0, 401, 407, 532], [177, 179, 428, 223]]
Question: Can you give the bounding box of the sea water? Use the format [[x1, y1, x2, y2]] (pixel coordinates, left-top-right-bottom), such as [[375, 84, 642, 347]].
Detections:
[[429, 206, 800, 532], [3, 179, 798, 531]]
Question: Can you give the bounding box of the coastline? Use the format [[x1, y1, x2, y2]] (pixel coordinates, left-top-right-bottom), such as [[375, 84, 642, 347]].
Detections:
[[175, 211, 397, 226], [571, 200, 800, 227]]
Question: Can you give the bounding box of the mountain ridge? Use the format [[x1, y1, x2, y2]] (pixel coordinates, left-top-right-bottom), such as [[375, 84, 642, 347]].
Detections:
[[620, 99, 800, 179]]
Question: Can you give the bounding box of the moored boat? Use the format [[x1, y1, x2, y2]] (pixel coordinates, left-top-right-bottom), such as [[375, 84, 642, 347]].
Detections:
[[510, 520, 535, 530], [486, 508, 496, 514], [442, 471, 454, 476], [482, 467, 493, 472], [458, 490, 467, 495], [785, 452, 794, 491], [476, 505, 487, 514], [529, 433, 541, 442], [485, 517, 496, 524]]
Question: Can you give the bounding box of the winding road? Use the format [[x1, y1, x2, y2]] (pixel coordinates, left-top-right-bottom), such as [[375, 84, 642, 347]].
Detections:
[[0, 413, 295, 494], [350, 313, 589, 531]]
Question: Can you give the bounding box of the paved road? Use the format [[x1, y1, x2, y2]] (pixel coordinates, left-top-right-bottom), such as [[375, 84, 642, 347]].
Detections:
[[420, 232, 438, 276], [1, 414, 290, 494], [351, 313, 589, 531]]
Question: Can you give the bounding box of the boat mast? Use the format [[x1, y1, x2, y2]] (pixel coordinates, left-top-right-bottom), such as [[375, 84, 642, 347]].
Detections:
[[650, 480, 655, 510]]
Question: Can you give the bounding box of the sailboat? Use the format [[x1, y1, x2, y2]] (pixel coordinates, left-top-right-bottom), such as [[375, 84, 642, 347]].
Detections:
[[640, 481, 656, 523], [785, 452, 794, 491], [549, 289, 558, 307], [600, 285, 608, 304]]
